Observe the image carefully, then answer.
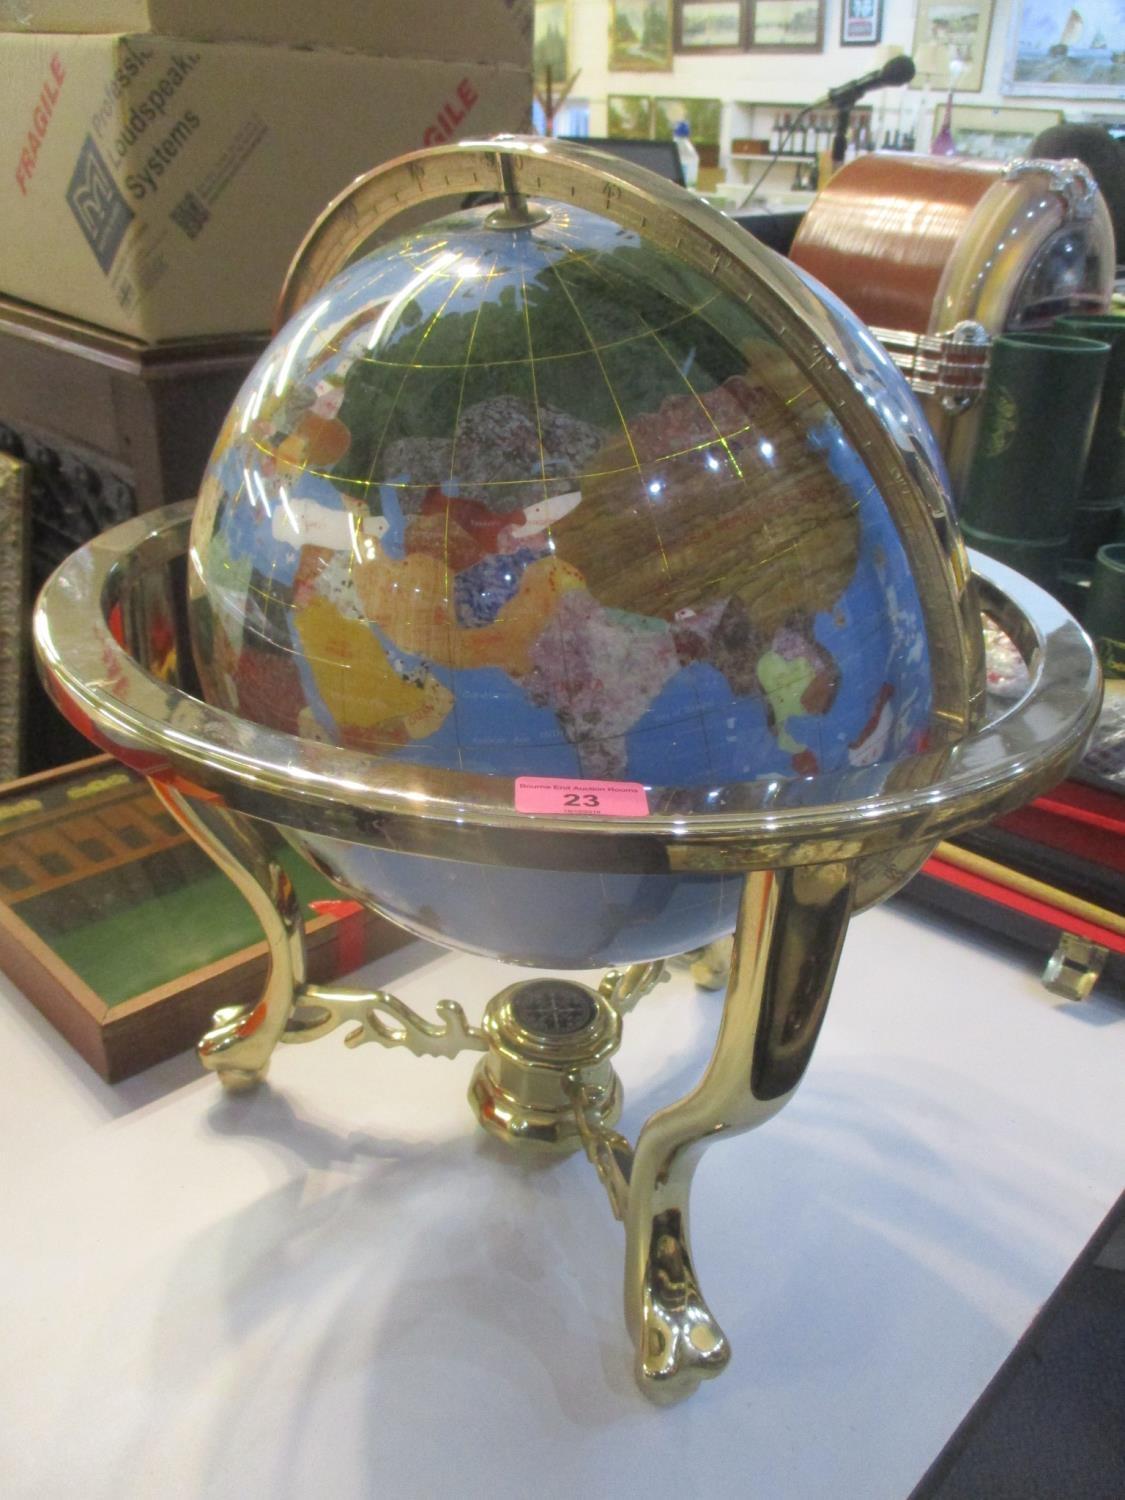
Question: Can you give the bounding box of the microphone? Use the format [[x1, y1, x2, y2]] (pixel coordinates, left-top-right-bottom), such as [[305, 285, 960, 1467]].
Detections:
[[736, 53, 916, 209], [823, 54, 916, 109]]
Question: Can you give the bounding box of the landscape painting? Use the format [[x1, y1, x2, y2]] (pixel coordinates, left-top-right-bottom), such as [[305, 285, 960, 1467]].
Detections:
[[534, 2, 570, 83], [749, 0, 824, 51], [1003, 0, 1125, 95], [653, 97, 723, 143], [607, 94, 654, 137], [610, 1, 675, 69], [677, 1, 746, 50], [911, 0, 995, 92]]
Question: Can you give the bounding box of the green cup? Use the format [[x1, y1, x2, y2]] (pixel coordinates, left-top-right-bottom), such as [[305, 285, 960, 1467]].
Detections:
[[1066, 495, 1124, 561], [1085, 541, 1125, 679], [961, 331, 1111, 545], [1055, 560, 1094, 623], [1055, 315, 1125, 501]]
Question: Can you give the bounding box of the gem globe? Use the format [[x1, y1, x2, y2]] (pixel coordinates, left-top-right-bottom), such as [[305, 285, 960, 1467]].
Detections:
[[188, 198, 948, 965]]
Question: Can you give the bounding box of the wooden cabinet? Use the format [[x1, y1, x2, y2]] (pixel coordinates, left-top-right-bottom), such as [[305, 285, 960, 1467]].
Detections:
[[0, 298, 265, 773]]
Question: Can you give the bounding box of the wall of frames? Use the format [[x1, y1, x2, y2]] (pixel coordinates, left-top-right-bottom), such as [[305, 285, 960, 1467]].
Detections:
[[536, 0, 1124, 169]]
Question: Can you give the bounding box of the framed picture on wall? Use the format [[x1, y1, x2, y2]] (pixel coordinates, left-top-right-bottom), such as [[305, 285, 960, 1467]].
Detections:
[[534, 1, 571, 83], [910, 0, 995, 93], [840, 0, 882, 47], [932, 101, 1062, 154], [1002, 0, 1125, 97], [748, 0, 824, 52], [675, 0, 748, 51], [607, 94, 655, 136], [653, 96, 724, 143], [610, 0, 675, 70]]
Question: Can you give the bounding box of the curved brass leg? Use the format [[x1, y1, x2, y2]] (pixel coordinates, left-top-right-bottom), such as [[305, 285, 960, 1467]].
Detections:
[[624, 862, 854, 1403], [150, 783, 307, 1089]]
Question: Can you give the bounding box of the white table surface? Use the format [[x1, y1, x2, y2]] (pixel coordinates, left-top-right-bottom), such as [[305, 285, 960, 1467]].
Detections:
[[2, 902, 1122, 1500]]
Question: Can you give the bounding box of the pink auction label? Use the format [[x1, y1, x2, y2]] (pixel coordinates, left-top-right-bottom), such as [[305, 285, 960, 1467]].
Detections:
[[515, 776, 650, 817]]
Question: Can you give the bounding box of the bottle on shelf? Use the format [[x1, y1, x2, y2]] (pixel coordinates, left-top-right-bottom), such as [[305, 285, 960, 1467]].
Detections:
[[673, 120, 700, 188], [769, 113, 781, 154], [780, 113, 793, 153]]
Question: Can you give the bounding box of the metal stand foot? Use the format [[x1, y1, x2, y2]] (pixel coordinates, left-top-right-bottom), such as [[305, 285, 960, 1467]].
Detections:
[[623, 863, 854, 1403], [152, 781, 855, 1404], [149, 782, 306, 1088]]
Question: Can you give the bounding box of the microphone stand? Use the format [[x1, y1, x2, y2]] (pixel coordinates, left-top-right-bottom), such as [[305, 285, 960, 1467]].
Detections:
[[832, 103, 851, 169], [735, 63, 909, 212], [735, 103, 817, 212]]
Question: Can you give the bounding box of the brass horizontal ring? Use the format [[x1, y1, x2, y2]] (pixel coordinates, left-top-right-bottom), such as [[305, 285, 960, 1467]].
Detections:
[[34, 501, 1100, 876]]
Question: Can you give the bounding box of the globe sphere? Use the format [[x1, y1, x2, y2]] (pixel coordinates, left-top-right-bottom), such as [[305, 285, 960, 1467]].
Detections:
[[188, 196, 956, 966]]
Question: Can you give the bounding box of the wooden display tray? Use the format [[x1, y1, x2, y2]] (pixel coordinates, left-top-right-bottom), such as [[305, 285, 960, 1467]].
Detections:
[[0, 755, 411, 1081]]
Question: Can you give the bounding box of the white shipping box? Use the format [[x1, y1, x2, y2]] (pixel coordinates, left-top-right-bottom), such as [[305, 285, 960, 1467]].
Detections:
[[2, 32, 530, 340], [0, 0, 534, 66]]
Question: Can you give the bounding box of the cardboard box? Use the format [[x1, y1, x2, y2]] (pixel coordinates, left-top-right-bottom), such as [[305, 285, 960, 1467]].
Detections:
[[0, 0, 534, 66], [2, 32, 530, 340]]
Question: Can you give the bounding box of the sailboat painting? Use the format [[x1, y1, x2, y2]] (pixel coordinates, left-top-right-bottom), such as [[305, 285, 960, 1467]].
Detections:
[[1003, 0, 1125, 94]]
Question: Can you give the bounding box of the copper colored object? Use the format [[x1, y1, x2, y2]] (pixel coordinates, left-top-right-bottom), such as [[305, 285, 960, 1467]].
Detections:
[[791, 154, 1001, 336], [791, 153, 1115, 496]]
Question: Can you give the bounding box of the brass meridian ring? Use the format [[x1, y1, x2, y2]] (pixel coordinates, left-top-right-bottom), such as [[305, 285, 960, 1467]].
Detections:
[[274, 134, 982, 736]]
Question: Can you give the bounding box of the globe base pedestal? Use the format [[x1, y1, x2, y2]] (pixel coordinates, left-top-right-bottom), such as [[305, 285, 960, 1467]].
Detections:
[[468, 978, 624, 1155], [149, 782, 861, 1404]]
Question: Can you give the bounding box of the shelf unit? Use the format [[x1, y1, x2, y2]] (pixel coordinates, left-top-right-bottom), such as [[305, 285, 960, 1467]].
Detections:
[[725, 100, 876, 181]]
